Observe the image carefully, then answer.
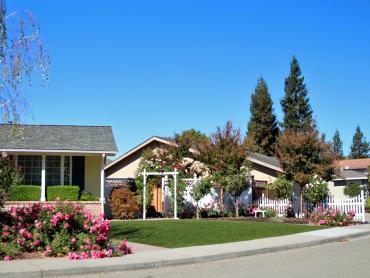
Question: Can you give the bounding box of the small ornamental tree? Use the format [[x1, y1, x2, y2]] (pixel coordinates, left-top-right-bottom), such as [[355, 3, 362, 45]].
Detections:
[[343, 182, 362, 197], [190, 178, 212, 219], [224, 167, 248, 218], [276, 126, 335, 215], [0, 152, 19, 208], [266, 175, 293, 200], [303, 176, 329, 207]]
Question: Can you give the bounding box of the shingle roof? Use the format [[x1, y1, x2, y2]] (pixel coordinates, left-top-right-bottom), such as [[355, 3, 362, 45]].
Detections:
[[248, 152, 282, 169], [334, 169, 368, 180], [0, 124, 118, 153]]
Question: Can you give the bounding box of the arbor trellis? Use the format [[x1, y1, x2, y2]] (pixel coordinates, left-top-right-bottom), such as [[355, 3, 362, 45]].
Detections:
[[142, 168, 179, 220]]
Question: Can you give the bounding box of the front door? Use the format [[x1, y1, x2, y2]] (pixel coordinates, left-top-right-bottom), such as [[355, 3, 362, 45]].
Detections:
[[72, 156, 85, 191], [150, 183, 162, 214]]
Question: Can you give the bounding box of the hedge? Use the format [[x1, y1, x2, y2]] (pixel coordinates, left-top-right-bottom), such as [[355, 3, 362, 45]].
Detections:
[[47, 186, 80, 201], [9, 185, 41, 201]]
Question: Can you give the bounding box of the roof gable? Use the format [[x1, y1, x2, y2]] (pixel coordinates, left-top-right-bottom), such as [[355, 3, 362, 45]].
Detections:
[[0, 124, 117, 154], [247, 152, 283, 172], [104, 136, 174, 170]]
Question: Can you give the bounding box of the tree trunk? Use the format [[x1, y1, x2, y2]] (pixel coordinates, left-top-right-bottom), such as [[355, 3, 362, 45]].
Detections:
[[196, 205, 200, 220], [220, 187, 224, 213], [235, 197, 239, 218], [299, 186, 304, 218]]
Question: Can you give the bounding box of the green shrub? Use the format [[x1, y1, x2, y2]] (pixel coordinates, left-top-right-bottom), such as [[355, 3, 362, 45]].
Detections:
[[109, 188, 140, 219], [265, 209, 276, 218], [47, 186, 79, 201], [343, 182, 362, 197], [9, 185, 41, 201], [365, 198, 370, 212], [79, 191, 99, 201]]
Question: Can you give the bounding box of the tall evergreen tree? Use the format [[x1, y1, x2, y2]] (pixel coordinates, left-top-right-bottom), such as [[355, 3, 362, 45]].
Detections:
[[247, 77, 279, 155], [349, 126, 369, 159], [281, 56, 313, 132], [332, 129, 344, 159]]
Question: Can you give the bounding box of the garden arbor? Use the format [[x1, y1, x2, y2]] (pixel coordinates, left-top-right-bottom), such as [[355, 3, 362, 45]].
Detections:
[[142, 168, 179, 220]]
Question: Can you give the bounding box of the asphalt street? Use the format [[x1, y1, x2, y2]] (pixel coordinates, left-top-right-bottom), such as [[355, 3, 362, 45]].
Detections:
[[70, 235, 370, 278]]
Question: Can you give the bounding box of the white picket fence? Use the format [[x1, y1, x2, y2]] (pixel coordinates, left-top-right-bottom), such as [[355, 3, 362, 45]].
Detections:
[[258, 190, 366, 223]]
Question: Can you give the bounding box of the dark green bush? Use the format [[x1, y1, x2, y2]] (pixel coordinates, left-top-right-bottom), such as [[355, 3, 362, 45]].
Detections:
[[343, 182, 362, 197], [9, 185, 41, 201], [79, 191, 99, 201], [47, 186, 79, 201]]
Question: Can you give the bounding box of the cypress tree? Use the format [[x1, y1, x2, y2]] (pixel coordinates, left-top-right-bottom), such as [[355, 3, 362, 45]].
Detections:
[[349, 126, 369, 159], [247, 77, 279, 155], [332, 129, 344, 159], [281, 56, 313, 132]]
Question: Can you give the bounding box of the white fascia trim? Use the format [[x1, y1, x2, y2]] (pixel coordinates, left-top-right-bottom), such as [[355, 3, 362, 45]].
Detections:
[[247, 157, 284, 173], [1, 149, 117, 156], [104, 136, 175, 170], [332, 177, 367, 181]]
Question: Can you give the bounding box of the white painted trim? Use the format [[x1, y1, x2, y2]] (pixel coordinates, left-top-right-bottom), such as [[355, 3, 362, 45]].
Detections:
[[1, 149, 117, 156], [60, 156, 64, 185], [100, 154, 105, 214], [105, 136, 175, 170], [247, 157, 284, 172], [41, 155, 46, 201], [332, 177, 367, 181]]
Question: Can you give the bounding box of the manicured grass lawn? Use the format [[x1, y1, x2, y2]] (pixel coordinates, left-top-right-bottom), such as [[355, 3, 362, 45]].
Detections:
[[110, 219, 324, 248]]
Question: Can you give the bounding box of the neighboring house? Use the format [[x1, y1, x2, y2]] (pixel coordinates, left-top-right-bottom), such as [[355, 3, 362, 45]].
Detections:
[[0, 124, 118, 213], [328, 158, 370, 198]]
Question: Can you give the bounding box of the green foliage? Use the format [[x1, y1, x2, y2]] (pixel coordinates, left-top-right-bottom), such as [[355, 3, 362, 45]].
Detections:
[[79, 192, 99, 201], [9, 185, 41, 201], [365, 198, 370, 212], [47, 186, 79, 201], [247, 77, 279, 155], [349, 126, 369, 159], [343, 182, 362, 197], [266, 175, 293, 200], [173, 129, 209, 160], [191, 178, 212, 219], [332, 130, 344, 159], [265, 209, 276, 218], [303, 176, 329, 206], [0, 154, 20, 207], [281, 56, 313, 132]]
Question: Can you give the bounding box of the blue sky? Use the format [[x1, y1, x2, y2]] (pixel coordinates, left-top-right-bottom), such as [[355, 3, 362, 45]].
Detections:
[[8, 0, 370, 156]]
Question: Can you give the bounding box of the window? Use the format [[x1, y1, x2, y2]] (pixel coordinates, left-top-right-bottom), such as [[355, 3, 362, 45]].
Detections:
[[46, 156, 61, 186], [17, 155, 42, 185], [64, 156, 71, 185]]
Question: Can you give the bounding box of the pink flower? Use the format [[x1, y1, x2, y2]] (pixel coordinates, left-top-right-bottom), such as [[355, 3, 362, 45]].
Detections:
[[3, 256, 12, 261], [71, 237, 77, 244], [32, 240, 41, 247], [64, 223, 71, 229]]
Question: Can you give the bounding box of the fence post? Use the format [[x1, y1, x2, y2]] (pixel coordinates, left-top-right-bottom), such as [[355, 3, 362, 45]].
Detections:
[[361, 190, 365, 223]]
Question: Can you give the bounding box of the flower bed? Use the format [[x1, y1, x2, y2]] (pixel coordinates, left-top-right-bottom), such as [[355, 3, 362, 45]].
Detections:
[[0, 201, 131, 261], [309, 207, 355, 226]]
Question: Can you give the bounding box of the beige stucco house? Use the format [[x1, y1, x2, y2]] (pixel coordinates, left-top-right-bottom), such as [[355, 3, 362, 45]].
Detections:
[[0, 124, 118, 213]]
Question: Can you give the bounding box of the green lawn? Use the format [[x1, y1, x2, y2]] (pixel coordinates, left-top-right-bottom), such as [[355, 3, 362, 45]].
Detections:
[[109, 219, 324, 248]]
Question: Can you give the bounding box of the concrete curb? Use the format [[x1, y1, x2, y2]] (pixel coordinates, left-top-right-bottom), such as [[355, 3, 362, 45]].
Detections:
[[1, 227, 370, 278]]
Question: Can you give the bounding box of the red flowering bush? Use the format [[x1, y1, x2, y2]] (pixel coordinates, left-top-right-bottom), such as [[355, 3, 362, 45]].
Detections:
[[0, 201, 131, 261], [309, 206, 355, 226]]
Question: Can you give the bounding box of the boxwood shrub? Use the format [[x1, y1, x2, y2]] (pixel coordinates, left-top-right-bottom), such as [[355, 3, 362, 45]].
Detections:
[[47, 186, 79, 201], [9, 185, 41, 201], [79, 191, 99, 201]]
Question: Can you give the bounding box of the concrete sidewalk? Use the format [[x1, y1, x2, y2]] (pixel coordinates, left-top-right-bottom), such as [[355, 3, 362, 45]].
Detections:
[[1, 224, 370, 278]]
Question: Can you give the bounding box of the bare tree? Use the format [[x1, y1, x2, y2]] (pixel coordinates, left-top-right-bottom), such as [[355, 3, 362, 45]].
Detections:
[[0, 0, 50, 123]]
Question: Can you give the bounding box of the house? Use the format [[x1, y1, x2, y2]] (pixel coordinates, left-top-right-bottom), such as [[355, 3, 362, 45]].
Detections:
[[328, 158, 370, 198], [0, 124, 118, 213], [104, 136, 174, 215]]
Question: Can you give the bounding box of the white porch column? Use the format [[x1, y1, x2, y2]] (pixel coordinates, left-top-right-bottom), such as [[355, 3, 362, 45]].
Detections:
[[174, 168, 178, 219], [100, 154, 106, 214], [143, 169, 147, 220], [60, 156, 65, 185], [41, 155, 46, 201]]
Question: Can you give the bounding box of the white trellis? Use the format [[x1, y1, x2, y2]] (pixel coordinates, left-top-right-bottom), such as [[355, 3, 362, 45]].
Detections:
[[142, 168, 179, 220]]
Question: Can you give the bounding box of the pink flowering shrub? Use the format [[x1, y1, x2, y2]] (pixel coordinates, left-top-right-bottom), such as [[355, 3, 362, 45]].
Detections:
[[309, 206, 356, 226], [0, 201, 131, 261]]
